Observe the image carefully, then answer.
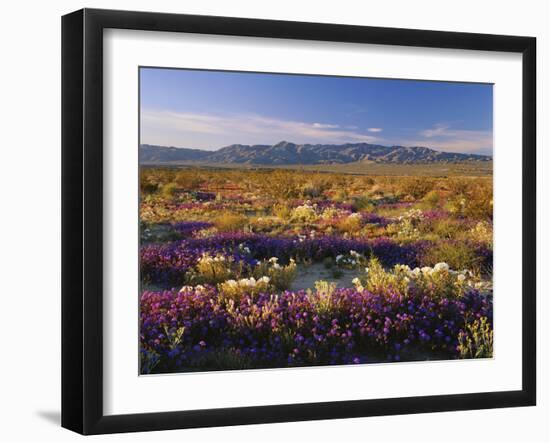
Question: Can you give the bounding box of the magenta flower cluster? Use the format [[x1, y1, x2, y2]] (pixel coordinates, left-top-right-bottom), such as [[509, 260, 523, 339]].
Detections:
[[140, 285, 492, 373], [140, 234, 427, 285], [140, 233, 492, 286]]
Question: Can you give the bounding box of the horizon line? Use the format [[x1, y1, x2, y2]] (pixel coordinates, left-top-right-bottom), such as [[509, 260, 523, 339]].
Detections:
[[139, 140, 493, 157]]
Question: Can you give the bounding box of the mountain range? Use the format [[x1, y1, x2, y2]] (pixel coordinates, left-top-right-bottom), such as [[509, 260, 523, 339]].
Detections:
[[139, 141, 491, 165]]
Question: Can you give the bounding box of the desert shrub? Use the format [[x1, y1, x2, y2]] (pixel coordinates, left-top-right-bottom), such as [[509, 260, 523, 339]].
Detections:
[[214, 212, 248, 232], [430, 219, 464, 239], [421, 241, 480, 271], [258, 170, 304, 199], [290, 204, 317, 223], [446, 178, 470, 195], [252, 257, 297, 290], [140, 349, 161, 374], [446, 196, 466, 216], [272, 203, 291, 220], [249, 216, 284, 234], [355, 258, 410, 295], [368, 184, 385, 197], [422, 190, 441, 209], [335, 250, 367, 269], [463, 184, 493, 220], [218, 276, 271, 300], [468, 221, 493, 245], [363, 176, 375, 187], [386, 209, 424, 240], [334, 189, 349, 202], [194, 253, 245, 284], [174, 171, 202, 190], [457, 317, 493, 359], [352, 195, 374, 212], [141, 182, 159, 195], [446, 179, 492, 220], [337, 213, 362, 234], [353, 258, 475, 300], [307, 280, 341, 315], [161, 182, 178, 198], [145, 168, 176, 188], [301, 177, 330, 198], [320, 207, 342, 220], [398, 178, 436, 200]]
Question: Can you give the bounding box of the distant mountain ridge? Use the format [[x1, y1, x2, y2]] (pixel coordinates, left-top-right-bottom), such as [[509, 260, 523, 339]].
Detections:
[[140, 141, 492, 165]]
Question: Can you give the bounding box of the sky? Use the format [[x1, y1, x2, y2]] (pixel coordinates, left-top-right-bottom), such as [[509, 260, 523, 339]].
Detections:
[[140, 67, 493, 155]]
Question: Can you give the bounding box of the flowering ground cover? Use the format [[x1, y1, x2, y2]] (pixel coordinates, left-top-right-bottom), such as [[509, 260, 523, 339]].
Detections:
[[139, 168, 493, 374]]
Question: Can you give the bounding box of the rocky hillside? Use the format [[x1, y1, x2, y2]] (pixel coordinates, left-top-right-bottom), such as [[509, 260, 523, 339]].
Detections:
[[140, 141, 491, 165]]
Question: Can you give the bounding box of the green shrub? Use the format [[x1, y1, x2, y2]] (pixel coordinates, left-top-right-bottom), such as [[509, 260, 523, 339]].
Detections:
[[218, 276, 271, 300], [463, 185, 493, 220], [422, 242, 479, 271], [337, 213, 362, 234], [140, 181, 159, 195], [258, 170, 304, 199], [290, 205, 318, 223], [334, 189, 349, 202], [398, 178, 436, 199], [214, 212, 248, 232], [140, 349, 160, 374], [422, 190, 441, 209], [430, 219, 463, 239], [272, 203, 291, 220], [252, 258, 297, 290], [352, 195, 374, 211], [174, 171, 202, 190], [301, 178, 330, 198], [161, 182, 178, 198], [195, 253, 241, 284], [307, 280, 341, 315], [354, 258, 474, 300], [457, 317, 493, 359]]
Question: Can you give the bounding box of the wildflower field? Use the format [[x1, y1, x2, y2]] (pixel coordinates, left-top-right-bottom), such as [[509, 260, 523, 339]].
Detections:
[[139, 167, 493, 374]]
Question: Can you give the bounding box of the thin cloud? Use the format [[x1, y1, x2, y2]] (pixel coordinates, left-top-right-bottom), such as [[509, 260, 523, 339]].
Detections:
[[141, 109, 379, 149], [367, 128, 383, 133], [404, 123, 492, 155], [312, 123, 340, 129]]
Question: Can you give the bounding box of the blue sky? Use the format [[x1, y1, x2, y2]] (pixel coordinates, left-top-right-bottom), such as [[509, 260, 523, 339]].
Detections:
[[140, 67, 493, 155]]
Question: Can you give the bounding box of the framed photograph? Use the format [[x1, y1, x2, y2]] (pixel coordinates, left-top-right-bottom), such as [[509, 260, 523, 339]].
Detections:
[[62, 8, 536, 435]]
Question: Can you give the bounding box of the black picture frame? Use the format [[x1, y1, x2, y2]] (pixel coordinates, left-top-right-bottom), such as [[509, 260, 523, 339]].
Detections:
[[62, 8, 536, 435]]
